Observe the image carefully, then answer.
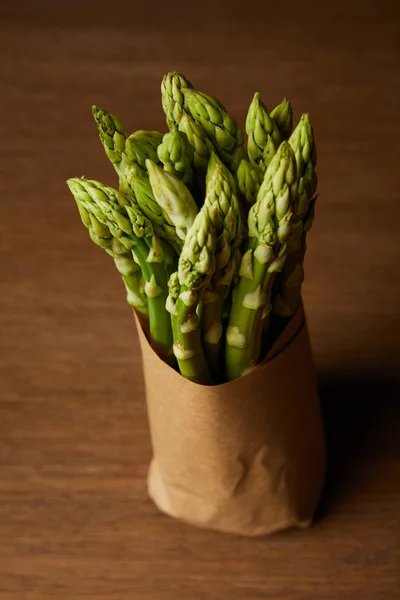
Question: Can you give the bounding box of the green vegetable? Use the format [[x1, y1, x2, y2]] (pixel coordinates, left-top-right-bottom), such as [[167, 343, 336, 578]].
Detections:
[[69, 185, 148, 319], [237, 158, 263, 206], [273, 113, 317, 318], [124, 130, 163, 169], [67, 177, 174, 364], [225, 142, 297, 381], [69, 72, 319, 383], [122, 162, 182, 255], [245, 93, 281, 171], [92, 105, 127, 177], [161, 71, 193, 128], [166, 206, 216, 383], [270, 98, 293, 140], [182, 88, 245, 171], [178, 112, 216, 188], [201, 154, 244, 379], [157, 126, 194, 186], [146, 159, 198, 243]]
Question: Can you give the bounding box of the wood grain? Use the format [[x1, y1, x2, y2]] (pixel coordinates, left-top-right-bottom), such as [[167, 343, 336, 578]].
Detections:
[[0, 0, 399, 598]]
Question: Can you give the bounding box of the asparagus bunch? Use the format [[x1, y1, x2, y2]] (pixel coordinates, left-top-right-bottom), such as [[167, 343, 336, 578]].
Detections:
[[67, 71, 318, 383]]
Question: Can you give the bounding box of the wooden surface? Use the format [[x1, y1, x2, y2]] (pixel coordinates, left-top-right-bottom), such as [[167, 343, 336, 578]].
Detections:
[[1, 0, 399, 598]]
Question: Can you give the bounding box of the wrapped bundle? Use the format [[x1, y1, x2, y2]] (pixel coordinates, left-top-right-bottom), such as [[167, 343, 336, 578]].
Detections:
[[67, 72, 325, 535]]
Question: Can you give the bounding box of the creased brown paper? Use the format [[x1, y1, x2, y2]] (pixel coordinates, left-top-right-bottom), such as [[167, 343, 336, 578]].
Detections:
[[136, 308, 325, 536]]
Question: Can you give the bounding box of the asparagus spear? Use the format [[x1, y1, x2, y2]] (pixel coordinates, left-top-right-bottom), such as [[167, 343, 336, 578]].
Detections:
[[166, 206, 216, 383], [273, 114, 317, 318], [161, 71, 193, 128], [270, 98, 293, 140], [178, 112, 216, 189], [92, 105, 127, 177], [245, 93, 281, 172], [201, 153, 244, 378], [67, 178, 174, 363], [124, 130, 163, 169], [237, 158, 263, 206], [122, 162, 182, 255], [225, 142, 297, 381], [262, 136, 278, 170], [69, 186, 148, 319], [182, 88, 245, 172], [146, 159, 198, 242], [157, 126, 194, 186], [289, 113, 317, 219]]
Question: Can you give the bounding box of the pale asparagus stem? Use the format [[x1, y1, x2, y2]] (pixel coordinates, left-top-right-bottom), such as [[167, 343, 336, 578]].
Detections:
[[168, 279, 208, 383], [130, 238, 175, 363], [182, 88, 245, 172], [161, 71, 193, 128], [146, 159, 198, 243], [202, 250, 240, 379], [157, 126, 194, 186], [273, 114, 317, 318], [245, 93, 281, 172], [125, 234, 176, 364], [166, 207, 216, 383], [270, 98, 293, 140], [66, 177, 174, 364], [92, 105, 127, 177], [109, 245, 148, 316], [201, 153, 244, 379], [225, 142, 297, 381]]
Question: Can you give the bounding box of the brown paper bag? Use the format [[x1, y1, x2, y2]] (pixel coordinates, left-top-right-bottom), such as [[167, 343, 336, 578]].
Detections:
[[136, 308, 325, 536]]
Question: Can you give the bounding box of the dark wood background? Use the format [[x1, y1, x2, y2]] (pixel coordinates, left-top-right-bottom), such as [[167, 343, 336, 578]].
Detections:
[[1, 1, 399, 598]]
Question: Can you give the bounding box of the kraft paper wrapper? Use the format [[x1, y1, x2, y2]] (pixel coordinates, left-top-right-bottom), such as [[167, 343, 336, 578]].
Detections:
[[136, 307, 325, 536]]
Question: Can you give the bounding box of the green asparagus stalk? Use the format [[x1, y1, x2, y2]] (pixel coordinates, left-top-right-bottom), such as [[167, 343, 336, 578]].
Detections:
[[161, 71, 193, 128], [67, 177, 174, 363], [237, 158, 263, 206], [182, 88, 245, 172], [70, 189, 148, 319], [124, 130, 163, 169], [146, 159, 198, 242], [122, 162, 182, 255], [201, 153, 244, 378], [270, 98, 293, 140], [166, 206, 216, 383], [273, 113, 317, 318], [92, 105, 127, 177], [245, 93, 281, 171], [157, 126, 194, 186], [225, 142, 297, 381]]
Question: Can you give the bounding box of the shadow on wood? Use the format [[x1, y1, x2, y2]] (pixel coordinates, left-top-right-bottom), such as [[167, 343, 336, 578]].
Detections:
[[316, 369, 400, 520]]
